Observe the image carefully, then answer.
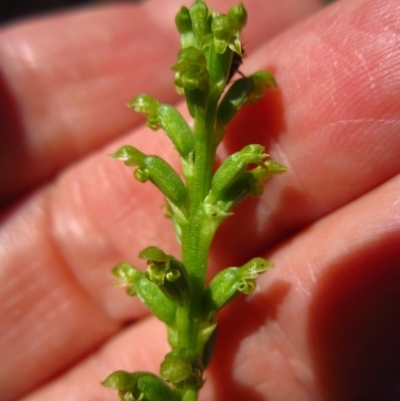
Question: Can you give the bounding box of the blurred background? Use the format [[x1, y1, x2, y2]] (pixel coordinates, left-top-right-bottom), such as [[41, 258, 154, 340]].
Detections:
[[0, 0, 141, 25], [1, 0, 334, 26]]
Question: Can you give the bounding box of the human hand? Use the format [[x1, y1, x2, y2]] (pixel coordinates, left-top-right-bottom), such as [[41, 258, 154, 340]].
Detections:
[[1, 0, 400, 400]]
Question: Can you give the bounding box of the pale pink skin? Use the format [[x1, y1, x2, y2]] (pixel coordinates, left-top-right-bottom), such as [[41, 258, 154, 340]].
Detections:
[[1, 0, 400, 400]]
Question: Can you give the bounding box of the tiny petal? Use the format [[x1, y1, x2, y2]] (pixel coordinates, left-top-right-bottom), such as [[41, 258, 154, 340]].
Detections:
[[110, 145, 146, 168], [139, 246, 171, 263]]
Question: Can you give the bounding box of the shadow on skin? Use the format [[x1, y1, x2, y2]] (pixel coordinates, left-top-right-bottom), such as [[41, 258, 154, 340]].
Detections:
[[0, 71, 28, 207], [209, 279, 292, 401], [211, 181, 315, 271], [223, 78, 287, 155], [308, 231, 400, 401], [211, 84, 294, 268]]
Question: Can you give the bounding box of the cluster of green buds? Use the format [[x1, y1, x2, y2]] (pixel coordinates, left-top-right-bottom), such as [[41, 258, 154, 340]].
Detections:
[[103, 2, 287, 401]]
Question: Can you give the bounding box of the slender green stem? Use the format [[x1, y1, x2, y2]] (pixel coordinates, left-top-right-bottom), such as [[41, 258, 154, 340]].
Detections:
[[178, 105, 213, 353], [175, 95, 221, 401]]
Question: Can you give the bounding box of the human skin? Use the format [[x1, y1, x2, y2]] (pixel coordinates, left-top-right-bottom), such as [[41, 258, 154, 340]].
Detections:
[[1, 0, 400, 400]]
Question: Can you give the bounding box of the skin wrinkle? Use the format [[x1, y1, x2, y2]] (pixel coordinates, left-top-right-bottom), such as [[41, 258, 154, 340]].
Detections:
[[1, 268, 51, 350], [298, 0, 400, 129], [19, 317, 170, 401], [225, 264, 313, 399], [0, 192, 120, 399], [42, 185, 124, 331], [47, 168, 145, 321], [308, 41, 362, 121], [306, 117, 400, 198], [325, 118, 400, 127], [354, 50, 378, 91], [293, 260, 314, 298], [46, 131, 182, 321], [254, 135, 293, 224], [48, 178, 114, 279], [236, 321, 316, 401]]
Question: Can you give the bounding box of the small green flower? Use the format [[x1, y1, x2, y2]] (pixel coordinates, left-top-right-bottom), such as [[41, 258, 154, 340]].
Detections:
[[160, 349, 203, 390], [102, 371, 179, 401], [209, 144, 268, 195], [112, 262, 176, 325], [249, 70, 277, 102], [203, 257, 274, 319], [128, 94, 161, 130], [211, 3, 247, 54], [111, 146, 187, 209], [172, 47, 210, 91], [140, 247, 192, 306]]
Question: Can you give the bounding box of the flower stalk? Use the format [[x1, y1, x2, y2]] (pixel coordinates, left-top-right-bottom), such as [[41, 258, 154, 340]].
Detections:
[[102, 1, 287, 400]]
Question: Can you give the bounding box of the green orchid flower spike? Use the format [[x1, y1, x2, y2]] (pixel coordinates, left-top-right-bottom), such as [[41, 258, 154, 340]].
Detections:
[[103, 1, 287, 401]]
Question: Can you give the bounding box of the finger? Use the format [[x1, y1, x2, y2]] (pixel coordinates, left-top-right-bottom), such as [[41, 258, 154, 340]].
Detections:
[[18, 316, 218, 401], [0, 192, 121, 400], [19, 317, 170, 401], [18, 316, 217, 401], [18, 173, 400, 401], [211, 173, 400, 401], [0, 0, 322, 205], [0, 2, 179, 206], [213, 0, 400, 266]]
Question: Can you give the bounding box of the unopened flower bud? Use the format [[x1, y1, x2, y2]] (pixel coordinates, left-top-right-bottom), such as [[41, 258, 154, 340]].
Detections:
[[160, 349, 203, 389], [140, 247, 192, 306], [102, 370, 179, 401]]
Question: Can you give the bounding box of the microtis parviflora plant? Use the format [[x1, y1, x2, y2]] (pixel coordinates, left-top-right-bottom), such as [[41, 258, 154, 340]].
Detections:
[[101, 1, 287, 400]]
